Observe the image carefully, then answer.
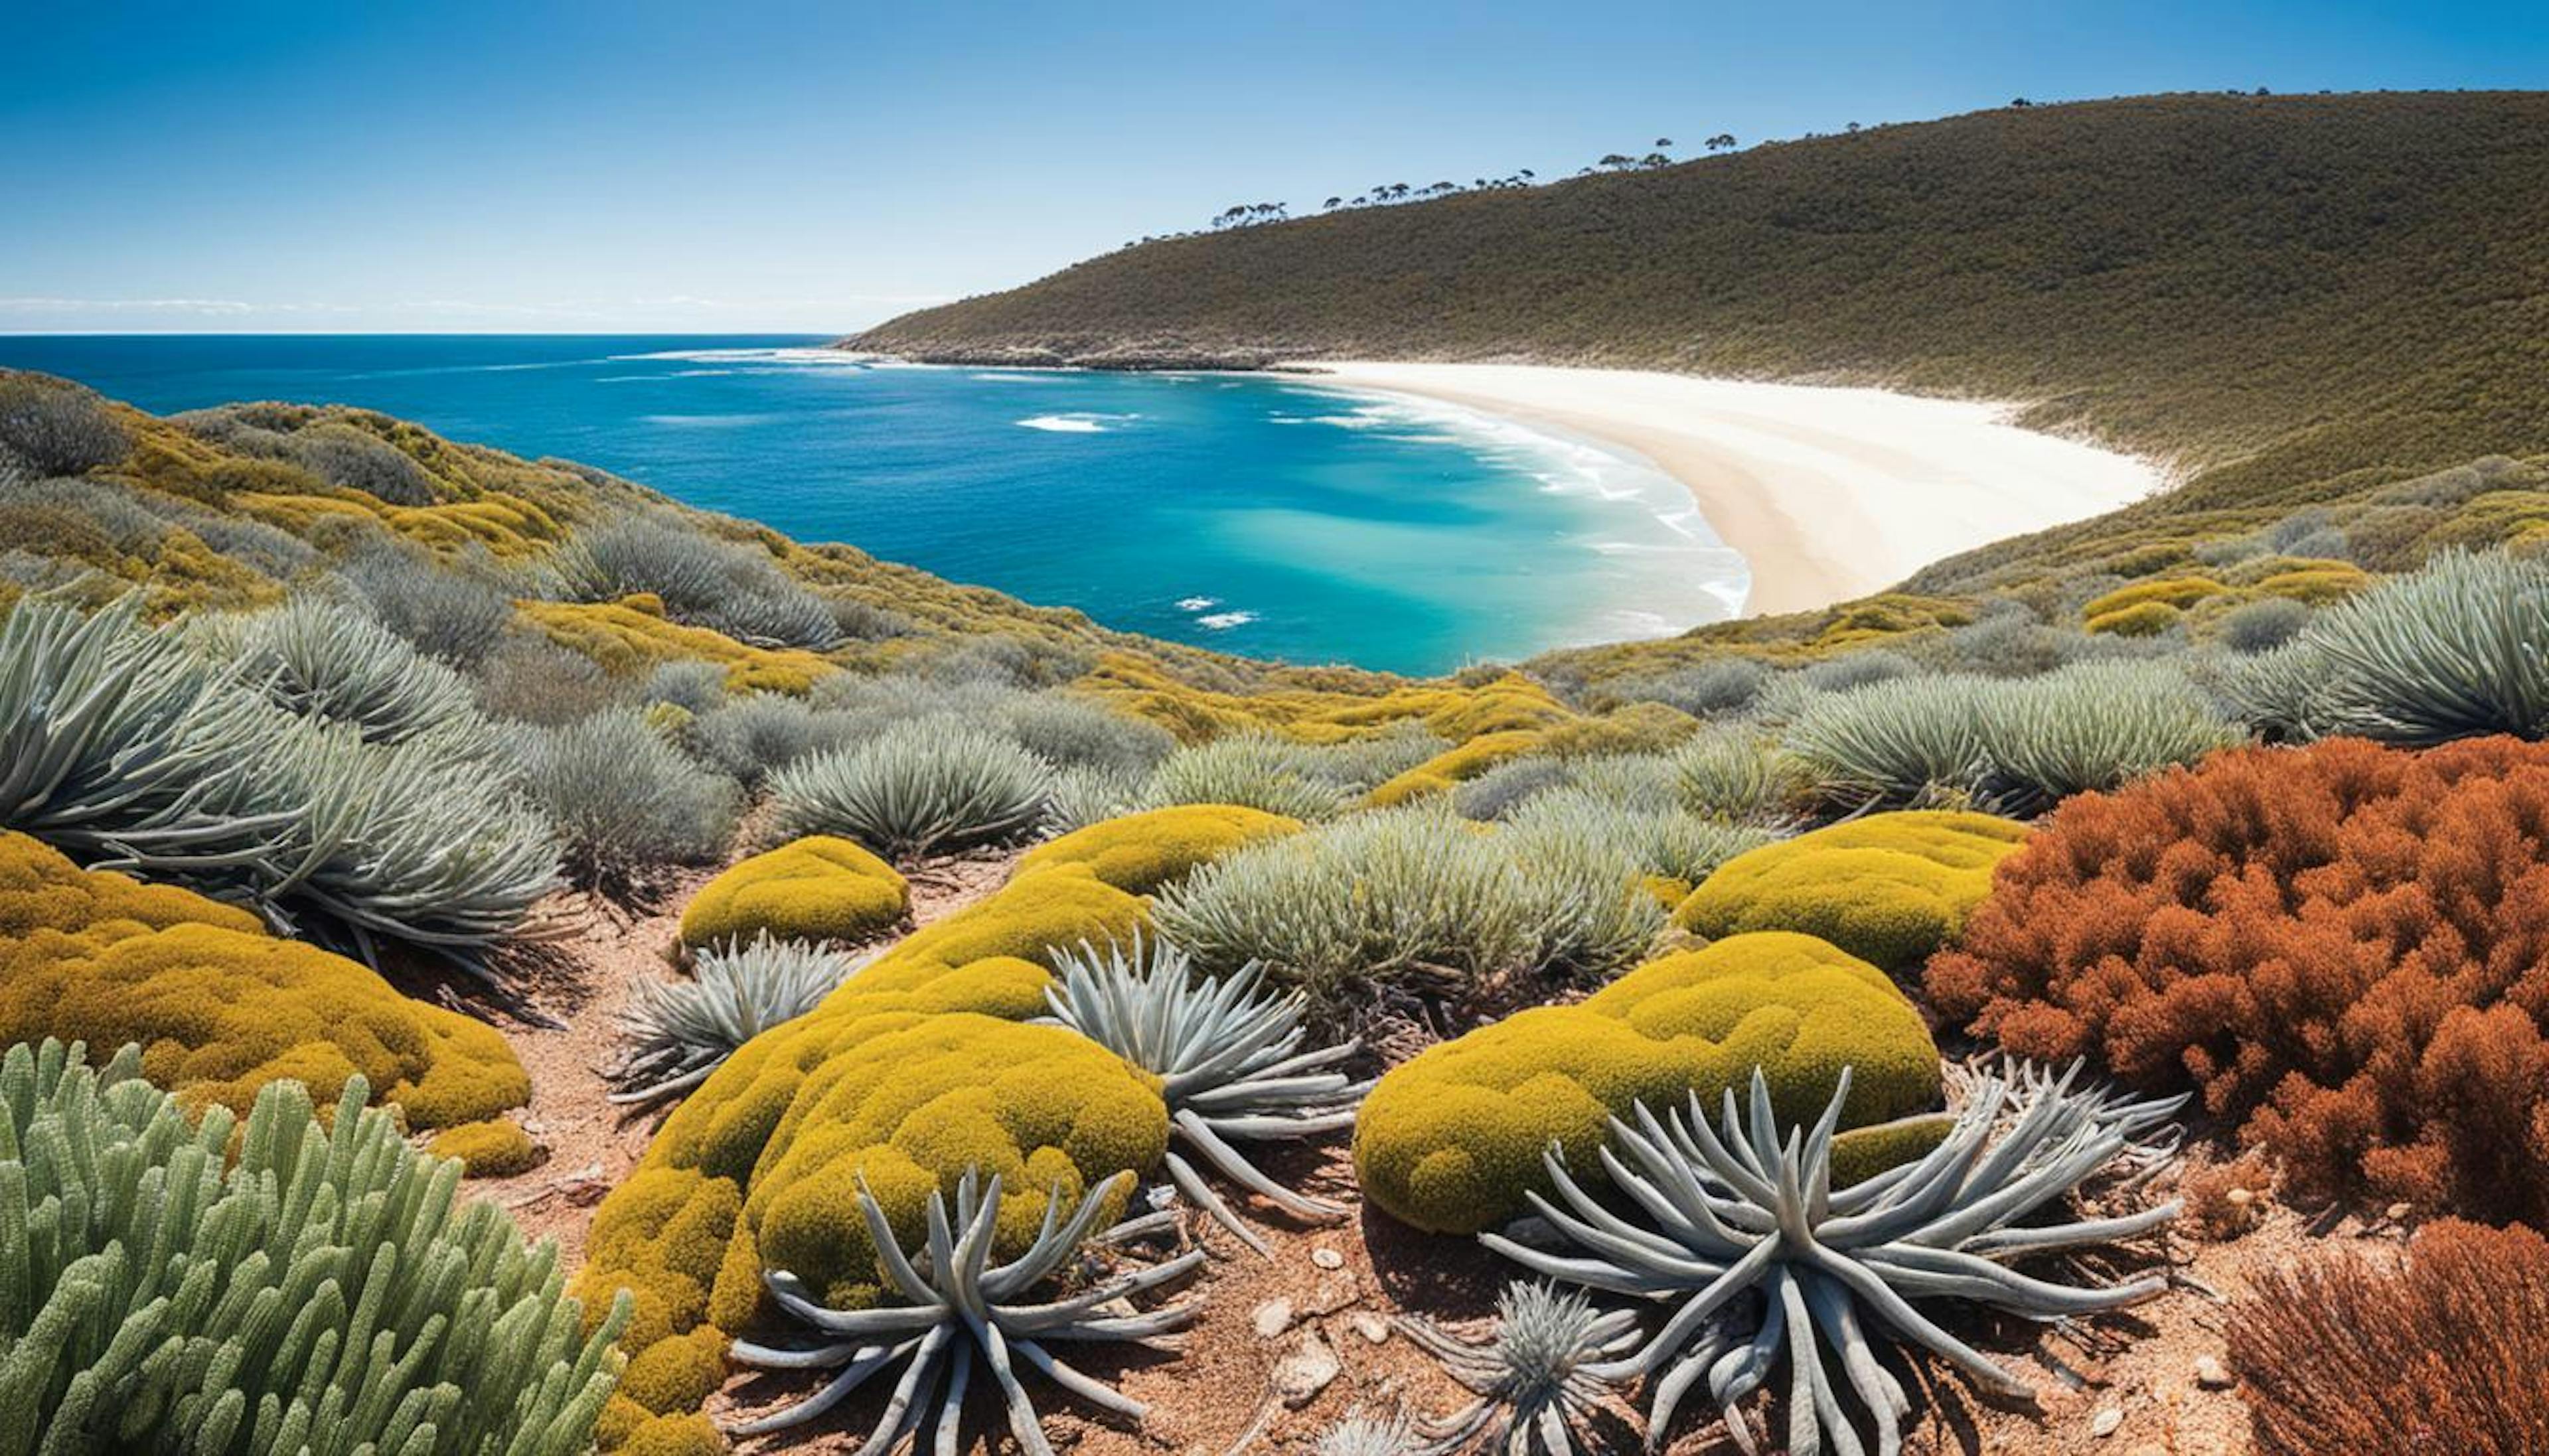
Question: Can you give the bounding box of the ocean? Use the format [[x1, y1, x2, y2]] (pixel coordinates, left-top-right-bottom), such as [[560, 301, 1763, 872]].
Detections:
[[0, 334, 1744, 675]]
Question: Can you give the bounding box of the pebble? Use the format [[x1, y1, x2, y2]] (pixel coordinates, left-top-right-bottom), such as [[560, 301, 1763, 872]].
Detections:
[[1348, 1311, 1391, 1345], [2091, 1406, 2124, 1438], [1271, 1331, 1341, 1407], [1251, 1298, 1296, 1339], [2194, 1354, 2235, 1390], [1311, 1246, 1346, 1270]]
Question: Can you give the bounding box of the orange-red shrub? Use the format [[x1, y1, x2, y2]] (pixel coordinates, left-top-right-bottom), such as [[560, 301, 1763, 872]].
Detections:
[[2228, 1220, 2549, 1456], [1926, 736, 2549, 1218]]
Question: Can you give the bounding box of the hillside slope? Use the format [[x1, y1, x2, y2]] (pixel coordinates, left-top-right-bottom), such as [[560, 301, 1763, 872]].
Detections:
[[855, 92, 2549, 495]]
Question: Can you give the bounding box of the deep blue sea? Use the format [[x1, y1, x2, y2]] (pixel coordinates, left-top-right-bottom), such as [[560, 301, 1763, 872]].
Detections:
[[0, 334, 1744, 674]]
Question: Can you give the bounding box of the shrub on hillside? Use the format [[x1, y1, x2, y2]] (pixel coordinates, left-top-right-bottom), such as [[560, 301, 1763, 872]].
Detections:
[[0, 372, 129, 475], [1677, 810, 2028, 968], [471, 631, 628, 725], [220, 594, 487, 746], [1152, 807, 1545, 1009], [1928, 735, 2549, 1220], [512, 709, 741, 889], [287, 419, 440, 504], [1451, 753, 1573, 820], [1613, 657, 1770, 717], [553, 511, 837, 650], [770, 717, 1051, 863], [0, 1040, 625, 1452], [1141, 730, 1353, 820], [1669, 724, 1805, 823], [2228, 1220, 2549, 1456], [996, 691, 1178, 775], [690, 693, 858, 786], [2290, 547, 2549, 743], [1785, 660, 2239, 812], [676, 835, 909, 950], [2217, 595, 2313, 653], [334, 540, 518, 667]]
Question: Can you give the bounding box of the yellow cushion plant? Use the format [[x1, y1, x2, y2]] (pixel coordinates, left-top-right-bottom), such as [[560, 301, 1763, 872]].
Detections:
[[428, 1116, 542, 1176], [576, 812, 1287, 1451], [0, 832, 530, 1128], [517, 598, 833, 694], [1673, 810, 2030, 968], [1012, 803, 1303, 895], [676, 835, 909, 950], [1353, 931, 1944, 1234]]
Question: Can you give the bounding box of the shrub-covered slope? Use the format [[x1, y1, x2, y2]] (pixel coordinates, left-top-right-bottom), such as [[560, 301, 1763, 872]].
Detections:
[[856, 92, 2549, 488]]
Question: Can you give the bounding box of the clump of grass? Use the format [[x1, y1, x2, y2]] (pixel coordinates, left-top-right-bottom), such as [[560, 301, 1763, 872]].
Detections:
[[0, 372, 130, 474], [1142, 730, 1353, 820], [219, 595, 487, 747], [2293, 547, 2549, 743], [770, 716, 1051, 863], [511, 708, 740, 891]]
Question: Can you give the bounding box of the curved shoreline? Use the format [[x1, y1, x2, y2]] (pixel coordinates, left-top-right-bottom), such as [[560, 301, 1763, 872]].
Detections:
[[1286, 362, 2169, 617]]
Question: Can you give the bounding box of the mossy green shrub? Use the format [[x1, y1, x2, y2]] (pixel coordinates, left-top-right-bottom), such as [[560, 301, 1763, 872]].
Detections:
[[676, 835, 909, 951], [2084, 599, 2185, 636], [1352, 931, 1944, 1234], [0, 832, 530, 1129], [0, 1039, 625, 1453], [429, 1116, 543, 1177], [1010, 802, 1303, 895], [1672, 810, 2031, 968]]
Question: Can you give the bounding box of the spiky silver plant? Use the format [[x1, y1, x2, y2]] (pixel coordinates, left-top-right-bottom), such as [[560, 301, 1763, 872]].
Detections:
[[1398, 1281, 1640, 1455], [1042, 935, 1366, 1256], [729, 1168, 1202, 1451], [770, 717, 1051, 863], [221, 594, 486, 746], [2296, 546, 2549, 743], [610, 934, 857, 1106], [1484, 1061, 2185, 1456], [1316, 1406, 1421, 1456]]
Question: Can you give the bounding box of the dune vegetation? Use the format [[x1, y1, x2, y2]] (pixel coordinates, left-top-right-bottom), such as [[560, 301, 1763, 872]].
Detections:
[[7, 91, 2549, 1456]]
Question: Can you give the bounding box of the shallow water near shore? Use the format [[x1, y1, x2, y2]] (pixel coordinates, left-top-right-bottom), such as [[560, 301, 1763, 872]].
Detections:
[[0, 334, 1744, 674]]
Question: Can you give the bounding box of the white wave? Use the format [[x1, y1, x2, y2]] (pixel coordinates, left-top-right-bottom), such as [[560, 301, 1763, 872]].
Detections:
[[611, 346, 870, 367], [969, 372, 1060, 383], [637, 412, 785, 428], [1196, 611, 1257, 630], [1016, 412, 1137, 433], [1174, 596, 1218, 611]]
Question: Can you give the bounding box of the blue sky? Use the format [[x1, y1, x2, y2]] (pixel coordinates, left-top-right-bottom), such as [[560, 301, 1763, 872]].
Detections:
[[5, 0, 2542, 333]]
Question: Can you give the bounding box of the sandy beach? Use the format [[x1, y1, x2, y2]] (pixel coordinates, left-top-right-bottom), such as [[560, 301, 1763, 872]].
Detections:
[[1294, 362, 2168, 616]]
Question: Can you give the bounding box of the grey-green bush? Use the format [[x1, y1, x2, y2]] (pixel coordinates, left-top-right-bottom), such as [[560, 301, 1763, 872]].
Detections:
[[222, 595, 487, 747], [771, 716, 1051, 862], [0, 372, 129, 475], [998, 692, 1178, 776], [1669, 726, 1803, 824], [286, 421, 439, 506], [0, 1038, 628, 1455], [690, 693, 858, 786], [335, 542, 516, 669], [2293, 547, 2549, 743], [552, 511, 837, 649], [1154, 808, 1544, 1009], [1615, 657, 1770, 717], [610, 934, 855, 1106], [2216, 596, 2314, 654], [1142, 731, 1353, 821], [1452, 754, 1574, 820], [510, 709, 739, 887]]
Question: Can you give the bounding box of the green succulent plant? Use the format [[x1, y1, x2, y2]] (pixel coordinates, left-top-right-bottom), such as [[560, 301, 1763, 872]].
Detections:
[[0, 1038, 628, 1455], [1398, 1281, 1639, 1456], [728, 1167, 1202, 1452], [609, 933, 858, 1106], [1042, 934, 1365, 1256], [1484, 1060, 2184, 1455]]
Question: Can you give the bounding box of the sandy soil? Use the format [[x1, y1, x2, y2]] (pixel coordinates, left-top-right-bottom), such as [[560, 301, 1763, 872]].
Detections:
[[1288, 363, 2168, 617]]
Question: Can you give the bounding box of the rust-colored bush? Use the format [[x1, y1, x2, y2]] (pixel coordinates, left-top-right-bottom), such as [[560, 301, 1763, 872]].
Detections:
[[2228, 1220, 2549, 1456], [1927, 735, 2549, 1219]]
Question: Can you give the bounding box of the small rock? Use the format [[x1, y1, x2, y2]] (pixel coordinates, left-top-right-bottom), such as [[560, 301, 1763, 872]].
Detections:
[[2225, 1187, 2256, 1208], [1251, 1299, 1296, 1339], [1271, 1331, 1341, 1408], [2091, 1406, 2124, 1439], [1348, 1311, 1391, 1345], [2194, 1354, 2235, 1390], [1311, 1246, 1346, 1270], [2386, 1202, 2413, 1222]]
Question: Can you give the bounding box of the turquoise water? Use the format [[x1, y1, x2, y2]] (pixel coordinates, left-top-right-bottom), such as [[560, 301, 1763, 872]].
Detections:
[[0, 334, 1744, 674]]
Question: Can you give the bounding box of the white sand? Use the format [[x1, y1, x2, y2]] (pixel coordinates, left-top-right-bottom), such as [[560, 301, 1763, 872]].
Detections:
[[1293, 362, 2167, 616]]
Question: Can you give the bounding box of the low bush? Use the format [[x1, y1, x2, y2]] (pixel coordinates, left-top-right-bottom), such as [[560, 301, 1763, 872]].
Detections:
[[1141, 730, 1353, 820], [770, 717, 1051, 863], [2217, 595, 2313, 653], [1613, 657, 1770, 716], [0, 832, 530, 1128], [1353, 931, 1943, 1232], [221, 594, 488, 746], [333, 539, 517, 667], [2228, 1220, 2549, 1456], [512, 709, 740, 889], [676, 835, 909, 950], [689, 692, 857, 786], [287, 419, 441, 504], [0, 1040, 624, 1451], [429, 1116, 543, 1176], [1928, 735, 2549, 1220], [552, 512, 837, 650], [996, 691, 1178, 774], [1504, 788, 1772, 892], [1450, 753, 1573, 820], [0, 372, 129, 474], [1669, 724, 1804, 823], [1153, 807, 1545, 1007], [1674, 809, 2028, 968], [472, 629, 629, 723], [1011, 803, 1302, 896], [2290, 547, 2549, 743]]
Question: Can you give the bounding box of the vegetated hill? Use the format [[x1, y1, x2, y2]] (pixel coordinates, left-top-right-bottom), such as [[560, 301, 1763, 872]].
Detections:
[[856, 92, 2549, 494]]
